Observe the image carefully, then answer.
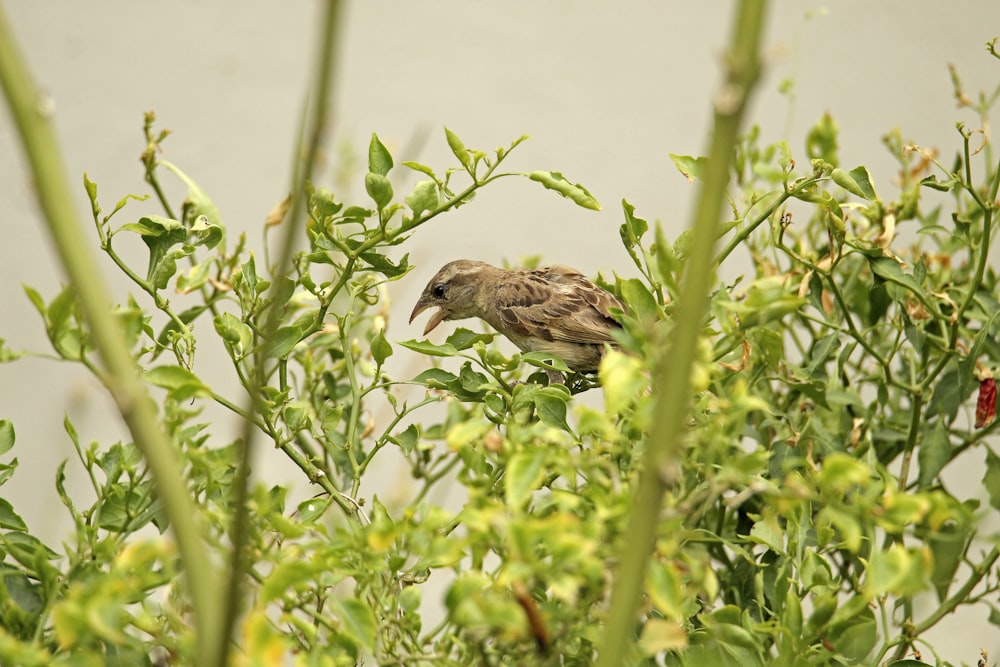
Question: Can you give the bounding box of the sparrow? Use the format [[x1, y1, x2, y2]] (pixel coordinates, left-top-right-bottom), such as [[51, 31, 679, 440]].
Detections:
[[409, 259, 623, 372]]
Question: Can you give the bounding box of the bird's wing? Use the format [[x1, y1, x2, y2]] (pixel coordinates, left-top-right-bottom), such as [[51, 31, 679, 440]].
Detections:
[[494, 266, 622, 344]]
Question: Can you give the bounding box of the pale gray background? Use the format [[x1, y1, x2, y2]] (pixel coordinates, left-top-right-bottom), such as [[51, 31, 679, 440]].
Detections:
[[2, 0, 999, 660]]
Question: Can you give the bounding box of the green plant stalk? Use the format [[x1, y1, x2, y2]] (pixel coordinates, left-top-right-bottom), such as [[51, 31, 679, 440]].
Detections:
[[218, 3, 344, 665], [0, 6, 223, 663], [596, 1, 768, 663]]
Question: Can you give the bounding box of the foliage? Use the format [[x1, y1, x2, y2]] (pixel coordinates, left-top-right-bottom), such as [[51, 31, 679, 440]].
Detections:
[[3, 27, 1000, 667]]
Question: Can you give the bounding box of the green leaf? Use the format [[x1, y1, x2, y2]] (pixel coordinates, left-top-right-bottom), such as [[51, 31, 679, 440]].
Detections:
[[177, 260, 213, 294], [445, 127, 472, 171], [297, 496, 331, 523], [619, 200, 649, 272], [334, 597, 377, 651], [748, 513, 784, 553], [120, 215, 188, 286], [917, 420, 951, 488], [928, 523, 969, 602], [0, 498, 28, 531], [0, 459, 17, 487], [831, 166, 878, 201], [927, 366, 966, 421], [864, 544, 929, 597], [119, 215, 185, 239], [360, 251, 409, 278], [160, 159, 225, 232], [404, 179, 439, 219], [83, 172, 100, 219], [97, 483, 159, 532], [0, 420, 13, 456], [446, 328, 494, 351], [621, 278, 659, 320], [413, 368, 458, 388], [401, 160, 437, 179], [149, 246, 191, 290], [391, 424, 418, 456], [647, 561, 687, 621], [504, 448, 547, 507], [4, 572, 44, 616], [527, 171, 600, 210], [983, 448, 1000, 511], [668, 153, 708, 181], [520, 351, 571, 373], [865, 256, 935, 315], [365, 173, 394, 211], [107, 192, 150, 221], [653, 222, 680, 292], [399, 339, 459, 357], [261, 559, 319, 604], [146, 365, 209, 399], [533, 386, 571, 431], [828, 611, 877, 663], [371, 330, 392, 366], [919, 174, 959, 193], [805, 112, 839, 164], [265, 325, 305, 358], [368, 134, 394, 177]]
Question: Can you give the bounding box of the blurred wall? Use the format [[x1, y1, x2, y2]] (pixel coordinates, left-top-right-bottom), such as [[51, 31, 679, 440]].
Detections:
[[1, 0, 998, 657]]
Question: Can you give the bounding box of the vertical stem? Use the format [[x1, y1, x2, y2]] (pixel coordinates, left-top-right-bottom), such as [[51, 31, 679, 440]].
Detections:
[[0, 7, 222, 664], [218, 1, 344, 665], [596, 1, 769, 663]]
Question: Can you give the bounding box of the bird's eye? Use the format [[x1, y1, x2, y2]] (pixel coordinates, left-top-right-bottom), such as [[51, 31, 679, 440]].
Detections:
[[432, 283, 447, 299]]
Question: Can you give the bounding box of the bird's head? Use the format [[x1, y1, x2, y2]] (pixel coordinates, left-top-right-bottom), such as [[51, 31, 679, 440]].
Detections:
[[409, 260, 495, 334]]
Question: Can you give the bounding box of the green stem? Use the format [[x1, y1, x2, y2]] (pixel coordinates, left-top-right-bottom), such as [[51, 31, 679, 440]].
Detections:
[[596, 2, 768, 663], [714, 176, 820, 265], [896, 389, 924, 490], [217, 2, 343, 665], [0, 7, 222, 663]]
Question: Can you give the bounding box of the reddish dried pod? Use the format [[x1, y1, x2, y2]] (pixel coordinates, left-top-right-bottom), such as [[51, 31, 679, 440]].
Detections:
[[976, 377, 997, 429]]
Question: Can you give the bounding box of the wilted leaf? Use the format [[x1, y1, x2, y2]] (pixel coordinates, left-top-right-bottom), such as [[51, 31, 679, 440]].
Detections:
[[189, 214, 223, 249], [976, 376, 997, 428]]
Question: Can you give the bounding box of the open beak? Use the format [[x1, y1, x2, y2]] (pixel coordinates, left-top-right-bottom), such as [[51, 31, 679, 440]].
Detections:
[[409, 299, 447, 335]]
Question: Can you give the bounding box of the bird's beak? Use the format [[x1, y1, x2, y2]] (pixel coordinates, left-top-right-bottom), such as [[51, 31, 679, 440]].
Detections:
[[409, 299, 447, 335]]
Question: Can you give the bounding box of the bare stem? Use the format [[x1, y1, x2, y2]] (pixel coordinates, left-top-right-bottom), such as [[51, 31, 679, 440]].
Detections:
[[0, 6, 222, 663], [596, 1, 769, 663]]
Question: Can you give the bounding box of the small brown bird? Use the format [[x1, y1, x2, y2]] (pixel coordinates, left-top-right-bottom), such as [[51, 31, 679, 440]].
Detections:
[[409, 259, 623, 372]]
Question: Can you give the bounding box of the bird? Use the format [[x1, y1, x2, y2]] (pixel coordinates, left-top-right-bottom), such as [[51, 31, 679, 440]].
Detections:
[[409, 259, 623, 373]]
